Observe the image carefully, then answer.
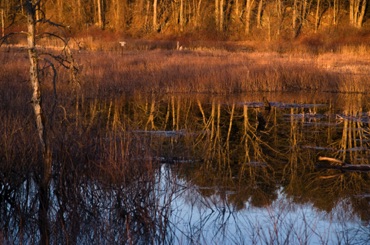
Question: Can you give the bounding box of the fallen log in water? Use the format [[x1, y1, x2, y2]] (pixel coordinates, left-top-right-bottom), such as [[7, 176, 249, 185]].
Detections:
[[316, 156, 370, 171]]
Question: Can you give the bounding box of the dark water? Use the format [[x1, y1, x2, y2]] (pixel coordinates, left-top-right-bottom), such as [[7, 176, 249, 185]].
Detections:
[[1, 92, 370, 244]]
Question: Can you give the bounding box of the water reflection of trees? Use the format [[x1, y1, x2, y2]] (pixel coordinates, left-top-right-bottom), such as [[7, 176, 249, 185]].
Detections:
[[2, 92, 370, 243]]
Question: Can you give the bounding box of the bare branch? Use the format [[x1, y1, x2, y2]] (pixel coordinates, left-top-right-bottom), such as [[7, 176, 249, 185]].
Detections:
[[0, 32, 28, 46], [318, 156, 345, 166], [37, 18, 68, 29], [42, 58, 58, 125], [37, 32, 68, 46], [38, 51, 71, 69]]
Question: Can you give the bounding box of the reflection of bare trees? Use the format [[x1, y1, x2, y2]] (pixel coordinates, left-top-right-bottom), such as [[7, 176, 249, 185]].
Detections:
[[3, 93, 370, 243], [332, 94, 370, 164]]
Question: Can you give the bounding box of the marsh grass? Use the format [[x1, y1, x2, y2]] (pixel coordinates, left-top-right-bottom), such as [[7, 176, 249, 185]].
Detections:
[[2, 42, 370, 94], [69, 49, 370, 95]]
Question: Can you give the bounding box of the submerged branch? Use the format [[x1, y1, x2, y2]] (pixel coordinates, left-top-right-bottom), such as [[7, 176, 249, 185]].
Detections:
[[317, 156, 370, 171]]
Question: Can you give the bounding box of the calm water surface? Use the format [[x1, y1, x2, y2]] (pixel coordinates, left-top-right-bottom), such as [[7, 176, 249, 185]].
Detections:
[[1, 92, 370, 244]]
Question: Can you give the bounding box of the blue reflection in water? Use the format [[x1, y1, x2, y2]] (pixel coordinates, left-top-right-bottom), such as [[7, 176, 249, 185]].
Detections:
[[158, 164, 367, 244]]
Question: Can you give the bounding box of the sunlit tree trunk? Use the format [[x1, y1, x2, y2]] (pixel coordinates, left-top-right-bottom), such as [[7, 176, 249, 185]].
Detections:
[[256, 0, 263, 28], [96, 0, 104, 28], [219, 0, 224, 31], [195, 0, 203, 27], [180, 0, 184, 32], [275, 0, 284, 36], [350, 0, 355, 24], [245, 0, 255, 34], [333, 0, 339, 25], [25, 2, 51, 245], [113, 0, 124, 30], [349, 0, 366, 27], [214, 0, 224, 31], [357, 0, 367, 27], [215, 0, 219, 30], [234, 0, 240, 19], [292, 0, 298, 30], [314, 0, 320, 32], [1, 6, 4, 37], [153, 0, 158, 31], [292, 0, 312, 37], [25, 1, 56, 244]]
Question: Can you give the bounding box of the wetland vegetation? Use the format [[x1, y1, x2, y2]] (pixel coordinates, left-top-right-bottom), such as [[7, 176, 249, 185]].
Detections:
[[2, 49, 370, 243], [2, 0, 370, 244]]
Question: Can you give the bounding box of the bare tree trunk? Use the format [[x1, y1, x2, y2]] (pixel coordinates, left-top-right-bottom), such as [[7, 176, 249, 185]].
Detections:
[[97, 0, 104, 28], [26, 1, 47, 160], [219, 0, 224, 31], [153, 0, 157, 31], [114, 0, 122, 30], [234, 0, 240, 18], [180, 0, 184, 32], [195, 0, 202, 28], [315, 0, 320, 32], [215, 0, 219, 30], [351, 0, 356, 25], [25, 1, 51, 244], [333, 0, 338, 25], [349, 0, 366, 27], [292, 0, 312, 37], [357, 0, 367, 27], [276, 0, 284, 36], [256, 0, 263, 28], [245, 0, 255, 34], [292, 0, 298, 30], [1, 7, 4, 38]]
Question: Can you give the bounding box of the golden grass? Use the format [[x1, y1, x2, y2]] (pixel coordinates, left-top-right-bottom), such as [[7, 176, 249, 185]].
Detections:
[[2, 45, 370, 96], [71, 49, 370, 95]]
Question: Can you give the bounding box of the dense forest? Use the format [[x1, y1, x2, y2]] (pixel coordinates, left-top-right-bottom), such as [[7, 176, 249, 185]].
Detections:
[[1, 0, 369, 42]]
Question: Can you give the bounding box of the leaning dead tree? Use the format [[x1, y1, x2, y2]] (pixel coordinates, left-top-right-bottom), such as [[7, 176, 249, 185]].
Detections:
[[25, 0, 50, 176], [1, 1, 79, 244]]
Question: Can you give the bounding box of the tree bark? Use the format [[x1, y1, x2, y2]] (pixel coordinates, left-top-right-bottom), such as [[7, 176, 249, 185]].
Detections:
[[256, 0, 263, 28], [333, 0, 338, 25], [25, 1, 51, 244], [219, 0, 224, 31], [245, 0, 255, 34], [153, 0, 158, 31], [215, 0, 219, 30], [315, 0, 320, 32], [357, 0, 367, 27], [1, 7, 4, 38], [98, 0, 104, 28], [180, 0, 184, 32]]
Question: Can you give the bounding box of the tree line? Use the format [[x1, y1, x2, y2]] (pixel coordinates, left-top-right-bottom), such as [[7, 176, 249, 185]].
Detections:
[[0, 0, 369, 40]]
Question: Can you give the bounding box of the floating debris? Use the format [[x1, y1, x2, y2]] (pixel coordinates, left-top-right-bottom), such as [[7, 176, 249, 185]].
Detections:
[[301, 145, 336, 151]]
